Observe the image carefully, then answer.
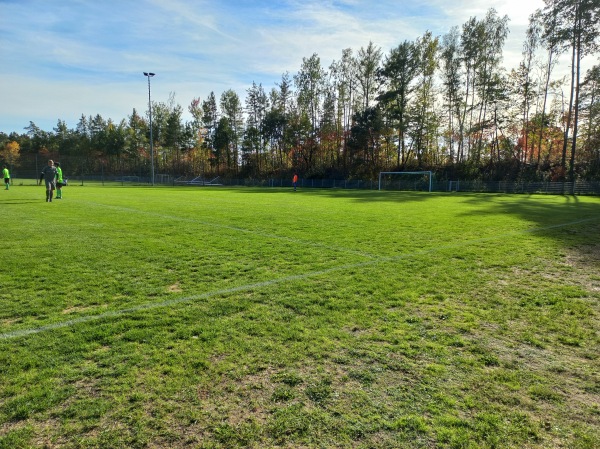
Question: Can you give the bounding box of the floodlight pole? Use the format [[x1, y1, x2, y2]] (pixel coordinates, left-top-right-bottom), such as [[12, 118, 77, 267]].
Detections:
[[143, 72, 156, 186]]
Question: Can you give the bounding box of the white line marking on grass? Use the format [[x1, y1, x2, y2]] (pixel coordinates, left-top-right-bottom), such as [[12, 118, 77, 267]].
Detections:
[[78, 200, 379, 259], [0, 266, 371, 340], [1, 216, 598, 341]]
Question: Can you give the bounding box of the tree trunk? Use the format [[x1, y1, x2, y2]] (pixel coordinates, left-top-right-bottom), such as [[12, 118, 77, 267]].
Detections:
[[569, 8, 583, 193]]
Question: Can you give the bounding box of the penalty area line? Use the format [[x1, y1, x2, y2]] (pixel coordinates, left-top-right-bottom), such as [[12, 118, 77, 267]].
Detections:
[[0, 263, 379, 341], [77, 200, 379, 259], [1, 214, 598, 341]]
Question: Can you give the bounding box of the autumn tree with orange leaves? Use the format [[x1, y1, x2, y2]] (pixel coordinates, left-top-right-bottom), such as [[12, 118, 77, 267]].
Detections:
[[0, 141, 20, 167]]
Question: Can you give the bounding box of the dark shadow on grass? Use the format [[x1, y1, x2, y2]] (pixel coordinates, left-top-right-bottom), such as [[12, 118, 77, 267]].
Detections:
[[234, 188, 600, 266], [458, 193, 600, 226], [454, 194, 600, 268], [292, 189, 600, 223], [227, 188, 600, 226], [231, 187, 433, 203], [0, 199, 47, 205]]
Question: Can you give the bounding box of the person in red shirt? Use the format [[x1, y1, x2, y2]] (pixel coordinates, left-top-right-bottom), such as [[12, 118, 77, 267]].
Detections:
[[292, 173, 298, 191]]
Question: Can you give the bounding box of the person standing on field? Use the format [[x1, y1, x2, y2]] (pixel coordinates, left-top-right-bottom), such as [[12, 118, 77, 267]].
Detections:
[[292, 172, 298, 191], [40, 159, 58, 202], [2, 165, 9, 190], [55, 162, 64, 199]]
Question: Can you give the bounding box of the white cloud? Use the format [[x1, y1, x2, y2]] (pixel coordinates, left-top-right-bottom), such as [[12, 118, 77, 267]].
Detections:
[[0, 0, 593, 134]]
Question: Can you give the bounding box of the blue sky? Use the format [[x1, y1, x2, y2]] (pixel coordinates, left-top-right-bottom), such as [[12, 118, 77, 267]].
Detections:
[[0, 0, 559, 134]]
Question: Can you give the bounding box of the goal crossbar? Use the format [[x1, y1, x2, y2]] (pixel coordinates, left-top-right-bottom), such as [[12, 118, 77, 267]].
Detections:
[[378, 171, 433, 192]]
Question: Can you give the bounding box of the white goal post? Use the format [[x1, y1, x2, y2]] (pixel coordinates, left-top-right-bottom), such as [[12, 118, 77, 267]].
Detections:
[[378, 171, 433, 192]]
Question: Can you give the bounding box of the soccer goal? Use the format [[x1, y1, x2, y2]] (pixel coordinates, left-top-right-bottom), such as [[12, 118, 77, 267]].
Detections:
[[155, 173, 171, 184], [378, 171, 433, 192]]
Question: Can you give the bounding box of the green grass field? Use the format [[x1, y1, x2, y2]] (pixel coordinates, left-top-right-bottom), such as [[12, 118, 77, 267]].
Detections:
[[1, 184, 599, 449]]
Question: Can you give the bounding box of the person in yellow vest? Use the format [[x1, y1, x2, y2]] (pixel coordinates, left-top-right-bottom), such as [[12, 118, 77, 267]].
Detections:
[[2, 165, 9, 190], [55, 162, 64, 199]]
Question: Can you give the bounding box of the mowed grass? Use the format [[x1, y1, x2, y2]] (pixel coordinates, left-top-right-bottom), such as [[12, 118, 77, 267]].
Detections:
[[1, 184, 599, 449]]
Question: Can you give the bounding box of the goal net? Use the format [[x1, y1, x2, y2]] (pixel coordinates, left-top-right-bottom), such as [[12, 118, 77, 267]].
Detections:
[[378, 171, 433, 192], [155, 174, 172, 184]]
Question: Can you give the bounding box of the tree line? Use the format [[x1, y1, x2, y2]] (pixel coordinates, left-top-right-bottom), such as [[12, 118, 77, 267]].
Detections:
[[1, 1, 599, 183]]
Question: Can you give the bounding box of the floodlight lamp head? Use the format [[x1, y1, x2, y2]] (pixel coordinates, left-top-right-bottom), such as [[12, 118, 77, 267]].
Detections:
[[143, 72, 155, 77]]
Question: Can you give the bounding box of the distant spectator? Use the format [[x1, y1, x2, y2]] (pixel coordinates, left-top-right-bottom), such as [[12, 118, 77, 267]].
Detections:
[[55, 162, 64, 199], [2, 165, 9, 190]]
